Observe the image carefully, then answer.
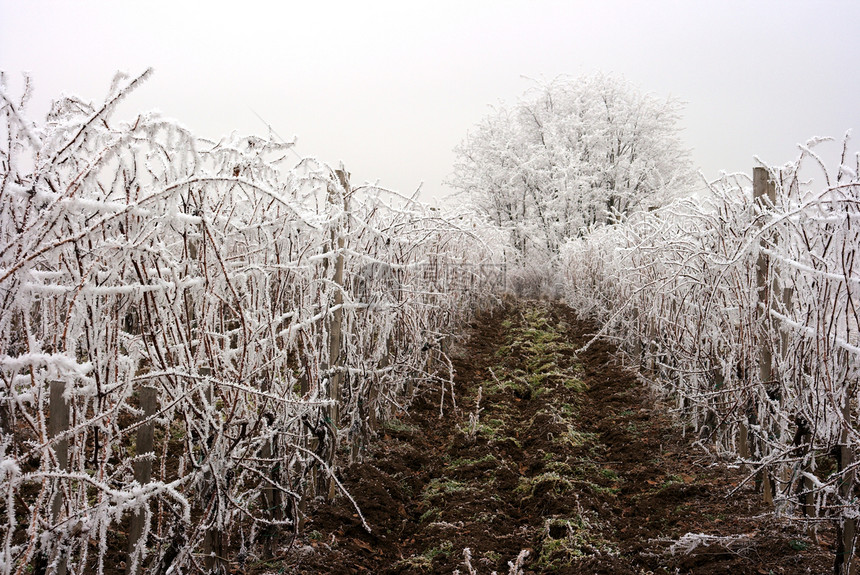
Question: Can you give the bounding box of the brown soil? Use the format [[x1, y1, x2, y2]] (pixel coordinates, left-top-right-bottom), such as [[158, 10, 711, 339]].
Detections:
[[259, 300, 833, 574]]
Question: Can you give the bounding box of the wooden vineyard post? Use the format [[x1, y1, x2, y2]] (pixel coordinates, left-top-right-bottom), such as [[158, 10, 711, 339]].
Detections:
[[0, 386, 9, 437], [754, 167, 776, 389], [202, 527, 223, 574], [48, 380, 70, 575], [257, 378, 281, 556], [49, 381, 70, 521], [632, 307, 642, 368], [837, 431, 858, 574], [645, 318, 657, 374], [199, 370, 225, 575], [738, 422, 750, 459], [753, 167, 777, 506], [329, 167, 348, 431], [322, 166, 349, 501], [836, 366, 858, 575], [127, 386, 157, 575]]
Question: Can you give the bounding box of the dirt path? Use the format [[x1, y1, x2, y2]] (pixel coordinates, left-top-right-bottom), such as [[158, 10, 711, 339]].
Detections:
[[274, 300, 831, 574]]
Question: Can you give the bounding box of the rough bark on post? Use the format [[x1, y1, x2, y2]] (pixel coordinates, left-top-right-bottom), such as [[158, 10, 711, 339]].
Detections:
[[646, 318, 657, 374], [323, 166, 349, 501], [803, 472, 816, 518], [48, 380, 69, 575], [762, 469, 775, 506], [49, 380, 69, 518], [836, 444, 858, 574], [197, 368, 225, 574], [738, 419, 750, 460], [202, 527, 224, 575], [753, 166, 776, 506], [632, 307, 642, 367], [754, 166, 776, 387], [259, 378, 281, 556], [836, 384, 858, 575], [0, 390, 9, 437], [127, 386, 158, 575], [260, 436, 279, 554]]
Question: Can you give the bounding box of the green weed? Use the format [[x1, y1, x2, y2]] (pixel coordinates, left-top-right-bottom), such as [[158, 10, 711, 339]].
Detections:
[[560, 427, 599, 448], [516, 472, 574, 498], [447, 453, 498, 469], [382, 417, 418, 435], [537, 515, 617, 569], [422, 478, 471, 500], [394, 541, 454, 571], [418, 507, 441, 523]]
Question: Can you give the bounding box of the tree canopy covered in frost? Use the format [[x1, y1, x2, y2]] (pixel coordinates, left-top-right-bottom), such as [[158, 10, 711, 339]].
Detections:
[[451, 74, 696, 266]]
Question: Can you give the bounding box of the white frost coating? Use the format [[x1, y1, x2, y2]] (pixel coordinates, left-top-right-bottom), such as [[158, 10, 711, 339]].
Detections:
[[665, 532, 752, 555], [562, 133, 860, 528], [0, 459, 19, 479], [0, 353, 92, 377], [0, 71, 504, 573], [450, 73, 697, 295]]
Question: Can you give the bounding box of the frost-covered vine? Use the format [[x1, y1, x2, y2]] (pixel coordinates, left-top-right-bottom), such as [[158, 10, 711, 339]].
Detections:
[[562, 135, 860, 569], [0, 71, 501, 574]]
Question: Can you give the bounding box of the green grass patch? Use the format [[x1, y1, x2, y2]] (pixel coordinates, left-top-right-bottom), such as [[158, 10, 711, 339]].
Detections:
[[382, 417, 418, 435], [474, 418, 511, 443], [516, 472, 575, 498], [486, 374, 532, 399], [537, 516, 617, 569], [563, 376, 588, 393], [491, 304, 586, 403], [393, 541, 454, 571], [599, 468, 619, 481], [447, 453, 498, 469], [559, 427, 599, 449], [422, 478, 471, 501], [418, 507, 441, 523]]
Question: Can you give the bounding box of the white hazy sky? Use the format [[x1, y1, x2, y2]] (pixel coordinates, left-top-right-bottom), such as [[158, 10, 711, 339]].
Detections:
[[1, 0, 858, 199]]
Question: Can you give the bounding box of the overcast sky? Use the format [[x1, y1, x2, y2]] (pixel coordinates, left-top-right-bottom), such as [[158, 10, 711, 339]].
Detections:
[[2, 0, 858, 199]]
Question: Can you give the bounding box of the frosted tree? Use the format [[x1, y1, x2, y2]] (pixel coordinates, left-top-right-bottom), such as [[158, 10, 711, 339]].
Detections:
[[450, 73, 696, 264]]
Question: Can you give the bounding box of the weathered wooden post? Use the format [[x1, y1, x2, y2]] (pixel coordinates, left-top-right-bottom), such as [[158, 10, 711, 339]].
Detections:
[[631, 306, 642, 367], [0, 390, 9, 437], [776, 284, 795, 508], [753, 167, 777, 505], [754, 167, 775, 392], [257, 377, 281, 556], [127, 386, 157, 575], [328, 168, 348, 427], [836, 424, 857, 574], [49, 381, 70, 520], [645, 317, 657, 374], [836, 355, 857, 575], [199, 369, 225, 574], [202, 524, 223, 574], [322, 166, 349, 500], [738, 421, 750, 460], [45, 380, 70, 575]]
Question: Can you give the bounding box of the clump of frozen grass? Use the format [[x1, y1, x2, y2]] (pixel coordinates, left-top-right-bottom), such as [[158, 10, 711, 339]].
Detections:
[[455, 547, 530, 575]]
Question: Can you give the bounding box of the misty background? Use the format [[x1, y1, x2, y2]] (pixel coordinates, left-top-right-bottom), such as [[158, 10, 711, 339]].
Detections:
[[1, 0, 858, 199]]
